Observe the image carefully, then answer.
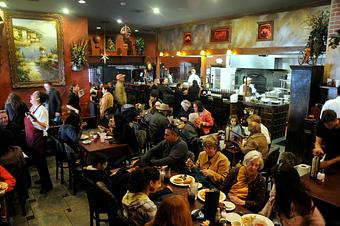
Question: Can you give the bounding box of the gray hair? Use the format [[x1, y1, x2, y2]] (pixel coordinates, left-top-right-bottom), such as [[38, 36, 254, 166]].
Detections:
[[243, 150, 264, 170]]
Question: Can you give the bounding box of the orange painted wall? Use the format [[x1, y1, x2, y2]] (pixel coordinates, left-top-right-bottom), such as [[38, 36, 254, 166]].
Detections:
[[0, 15, 90, 116]]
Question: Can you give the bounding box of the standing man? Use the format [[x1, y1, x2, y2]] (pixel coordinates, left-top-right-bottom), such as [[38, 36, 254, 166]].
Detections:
[[99, 85, 114, 119], [114, 74, 127, 108], [141, 124, 188, 172], [239, 77, 257, 96], [313, 109, 340, 169], [44, 82, 62, 125], [320, 86, 340, 118], [188, 68, 201, 87]]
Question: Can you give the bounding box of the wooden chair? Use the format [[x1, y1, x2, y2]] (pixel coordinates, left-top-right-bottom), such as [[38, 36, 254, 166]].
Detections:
[[63, 143, 83, 195], [51, 136, 68, 184]]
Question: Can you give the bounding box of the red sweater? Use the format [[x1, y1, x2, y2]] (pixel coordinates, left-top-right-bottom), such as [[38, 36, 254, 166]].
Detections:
[[0, 165, 16, 192]]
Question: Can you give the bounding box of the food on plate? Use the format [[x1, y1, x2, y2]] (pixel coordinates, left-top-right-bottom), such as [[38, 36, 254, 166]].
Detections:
[[173, 178, 184, 184], [173, 175, 193, 184], [198, 189, 224, 202], [241, 215, 267, 226], [80, 134, 89, 140], [201, 220, 210, 226]]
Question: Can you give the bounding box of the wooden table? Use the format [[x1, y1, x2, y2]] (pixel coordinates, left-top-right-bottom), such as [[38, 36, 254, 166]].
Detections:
[[165, 173, 251, 226], [301, 168, 340, 208], [80, 140, 132, 164]]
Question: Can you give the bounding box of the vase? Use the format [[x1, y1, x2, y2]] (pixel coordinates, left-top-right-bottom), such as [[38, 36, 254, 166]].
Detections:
[[71, 64, 82, 71]]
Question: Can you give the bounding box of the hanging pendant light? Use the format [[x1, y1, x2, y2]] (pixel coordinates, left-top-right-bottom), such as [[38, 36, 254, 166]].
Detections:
[[120, 25, 131, 38]]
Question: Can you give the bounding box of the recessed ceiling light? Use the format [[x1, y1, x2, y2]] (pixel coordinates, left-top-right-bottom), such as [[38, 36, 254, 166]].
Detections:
[[62, 8, 70, 14], [96, 26, 102, 30], [152, 7, 160, 14], [78, 0, 86, 4], [116, 19, 123, 24], [0, 2, 7, 8], [120, 1, 126, 6], [134, 29, 139, 32]]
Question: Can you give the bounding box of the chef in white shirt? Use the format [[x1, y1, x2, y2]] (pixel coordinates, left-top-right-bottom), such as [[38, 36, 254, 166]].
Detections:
[[239, 77, 256, 96], [187, 68, 201, 87]]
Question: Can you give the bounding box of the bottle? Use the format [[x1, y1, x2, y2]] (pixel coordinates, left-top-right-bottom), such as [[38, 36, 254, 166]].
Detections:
[[215, 207, 221, 222], [225, 126, 230, 141], [310, 156, 320, 179]]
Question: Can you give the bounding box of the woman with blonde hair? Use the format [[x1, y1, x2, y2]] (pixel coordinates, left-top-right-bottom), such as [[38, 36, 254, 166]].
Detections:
[[146, 195, 193, 226]]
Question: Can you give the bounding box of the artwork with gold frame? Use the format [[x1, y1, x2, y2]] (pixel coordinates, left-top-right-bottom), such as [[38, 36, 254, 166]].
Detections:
[[257, 21, 274, 41], [4, 11, 65, 88], [210, 27, 231, 43], [183, 32, 192, 45]]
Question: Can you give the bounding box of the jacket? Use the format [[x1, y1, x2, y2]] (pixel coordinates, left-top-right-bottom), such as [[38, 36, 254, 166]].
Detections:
[[243, 133, 268, 160], [114, 81, 127, 106], [122, 191, 157, 226], [0, 165, 16, 192], [220, 167, 266, 213], [196, 151, 230, 184], [149, 111, 169, 145], [197, 109, 214, 135], [47, 88, 62, 119]]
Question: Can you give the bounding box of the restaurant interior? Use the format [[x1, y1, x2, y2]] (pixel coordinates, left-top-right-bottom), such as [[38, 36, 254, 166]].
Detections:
[[0, 0, 340, 225]]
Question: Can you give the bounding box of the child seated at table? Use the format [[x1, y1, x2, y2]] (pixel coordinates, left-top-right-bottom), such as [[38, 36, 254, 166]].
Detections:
[[228, 115, 244, 135]]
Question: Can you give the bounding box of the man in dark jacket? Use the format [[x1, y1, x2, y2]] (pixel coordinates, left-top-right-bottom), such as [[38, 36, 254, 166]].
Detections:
[[141, 125, 188, 172], [149, 103, 170, 146], [44, 82, 62, 125], [180, 113, 201, 156]]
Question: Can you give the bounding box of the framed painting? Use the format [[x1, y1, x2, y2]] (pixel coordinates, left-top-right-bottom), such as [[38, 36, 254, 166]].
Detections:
[[210, 27, 231, 43], [4, 11, 65, 88], [257, 21, 274, 41], [183, 32, 192, 45], [105, 35, 116, 51]]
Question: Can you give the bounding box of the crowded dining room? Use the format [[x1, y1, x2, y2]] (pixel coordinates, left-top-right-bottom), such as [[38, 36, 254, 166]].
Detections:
[[1, 0, 340, 225]]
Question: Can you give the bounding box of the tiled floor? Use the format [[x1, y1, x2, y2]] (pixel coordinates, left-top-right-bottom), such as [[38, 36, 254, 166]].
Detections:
[[11, 156, 100, 226]]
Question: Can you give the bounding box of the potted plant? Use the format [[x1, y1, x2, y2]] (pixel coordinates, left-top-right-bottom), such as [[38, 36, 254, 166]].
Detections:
[[305, 10, 329, 65], [71, 39, 88, 71], [135, 37, 145, 55]]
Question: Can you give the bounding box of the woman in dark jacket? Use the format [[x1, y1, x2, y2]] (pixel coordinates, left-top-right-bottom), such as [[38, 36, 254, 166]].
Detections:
[[5, 92, 29, 130], [220, 150, 266, 213], [188, 80, 200, 102]]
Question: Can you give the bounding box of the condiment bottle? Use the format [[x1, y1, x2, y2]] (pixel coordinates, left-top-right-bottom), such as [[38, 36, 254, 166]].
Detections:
[[310, 155, 320, 179], [215, 207, 221, 222]]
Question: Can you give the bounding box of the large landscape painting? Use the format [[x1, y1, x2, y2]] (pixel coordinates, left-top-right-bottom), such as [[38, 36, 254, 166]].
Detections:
[[5, 11, 65, 88]]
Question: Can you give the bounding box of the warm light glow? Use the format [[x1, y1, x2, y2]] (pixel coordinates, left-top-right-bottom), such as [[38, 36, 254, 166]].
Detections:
[[226, 49, 233, 55], [78, 0, 86, 4], [159, 52, 164, 57], [200, 50, 206, 56], [0, 2, 7, 8], [96, 26, 102, 30], [216, 58, 223, 64], [134, 29, 139, 32], [176, 51, 181, 56], [116, 19, 123, 24], [62, 8, 70, 14], [152, 7, 160, 14]]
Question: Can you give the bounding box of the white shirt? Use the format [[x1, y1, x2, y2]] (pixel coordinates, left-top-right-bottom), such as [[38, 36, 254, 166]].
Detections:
[[30, 105, 49, 132], [188, 74, 201, 86], [239, 84, 257, 95], [320, 96, 340, 118]]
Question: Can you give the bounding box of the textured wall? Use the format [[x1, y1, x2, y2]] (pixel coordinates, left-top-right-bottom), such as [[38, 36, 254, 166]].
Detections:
[[158, 6, 329, 52]]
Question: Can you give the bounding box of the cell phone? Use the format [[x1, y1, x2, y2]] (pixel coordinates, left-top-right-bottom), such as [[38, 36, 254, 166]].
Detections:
[[25, 112, 37, 120]]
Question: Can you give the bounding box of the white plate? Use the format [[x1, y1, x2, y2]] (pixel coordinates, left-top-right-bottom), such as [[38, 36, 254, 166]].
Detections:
[[225, 212, 241, 222], [241, 214, 274, 226], [80, 134, 89, 140], [82, 140, 92, 144], [170, 174, 195, 186], [197, 189, 226, 202], [105, 136, 113, 140], [222, 201, 236, 211]]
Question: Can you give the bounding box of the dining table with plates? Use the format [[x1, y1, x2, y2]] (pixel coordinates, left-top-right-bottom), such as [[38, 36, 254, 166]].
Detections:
[[165, 171, 273, 226]]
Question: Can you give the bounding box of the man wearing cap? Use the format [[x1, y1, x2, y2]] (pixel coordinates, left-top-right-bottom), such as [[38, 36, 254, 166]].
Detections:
[[114, 74, 127, 107], [149, 103, 171, 146], [141, 124, 188, 173], [239, 77, 256, 96]]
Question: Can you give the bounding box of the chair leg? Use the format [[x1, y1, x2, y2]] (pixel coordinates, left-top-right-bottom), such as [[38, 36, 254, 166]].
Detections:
[[68, 168, 72, 189], [60, 163, 64, 184], [56, 159, 59, 180], [90, 210, 94, 226]]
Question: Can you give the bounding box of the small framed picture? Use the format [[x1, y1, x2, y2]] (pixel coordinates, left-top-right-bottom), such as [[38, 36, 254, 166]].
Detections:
[[210, 27, 231, 43], [78, 89, 85, 98], [183, 32, 192, 45], [257, 21, 274, 41]]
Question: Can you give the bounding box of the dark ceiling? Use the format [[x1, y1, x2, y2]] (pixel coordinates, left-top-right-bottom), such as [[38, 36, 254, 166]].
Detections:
[[5, 0, 330, 33]]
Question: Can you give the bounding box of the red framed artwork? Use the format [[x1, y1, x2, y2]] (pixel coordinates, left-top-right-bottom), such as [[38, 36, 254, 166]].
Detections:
[[257, 21, 274, 41], [210, 27, 231, 42], [183, 32, 192, 45]]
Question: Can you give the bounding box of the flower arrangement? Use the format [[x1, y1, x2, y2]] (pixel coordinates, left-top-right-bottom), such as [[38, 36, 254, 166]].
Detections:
[[135, 37, 145, 55], [329, 29, 340, 49], [71, 39, 88, 71]]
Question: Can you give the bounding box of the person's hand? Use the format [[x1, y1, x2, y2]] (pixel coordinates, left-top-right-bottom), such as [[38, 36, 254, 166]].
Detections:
[[229, 195, 245, 206], [200, 169, 211, 177], [55, 112, 61, 117], [186, 158, 194, 169], [166, 185, 173, 192], [320, 160, 331, 169], [74, 109, 79, 114], [80, 122, 87, 129], [312, 147, 324, 156]]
